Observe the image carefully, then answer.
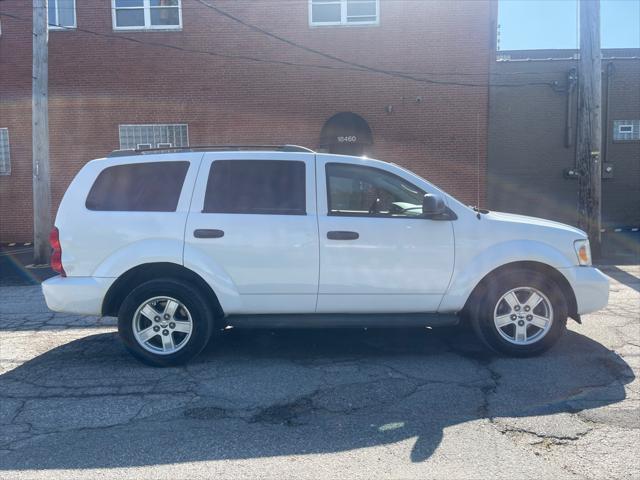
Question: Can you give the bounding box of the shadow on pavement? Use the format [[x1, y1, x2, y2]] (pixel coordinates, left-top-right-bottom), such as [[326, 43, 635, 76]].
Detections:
[[600, 265, 640, 293], [0, 246, 54, 286], [0, 327, 634, 470]]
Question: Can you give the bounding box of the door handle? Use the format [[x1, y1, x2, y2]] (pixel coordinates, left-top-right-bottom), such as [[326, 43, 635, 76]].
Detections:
[[194, 229, 224, 239], [327, 231, 359, 240]]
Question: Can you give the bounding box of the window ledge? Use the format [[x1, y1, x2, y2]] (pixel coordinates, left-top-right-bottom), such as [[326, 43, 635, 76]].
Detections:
[[112, 27, 183, 33], [309, 23, 379, 28], [48, 26, 77, 31]]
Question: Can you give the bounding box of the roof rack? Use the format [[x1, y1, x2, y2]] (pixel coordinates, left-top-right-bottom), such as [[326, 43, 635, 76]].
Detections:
[[107, 144, 315, 157]]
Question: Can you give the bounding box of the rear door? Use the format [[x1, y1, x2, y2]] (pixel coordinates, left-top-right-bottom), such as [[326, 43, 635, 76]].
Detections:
[[185, 152, 319, 314]]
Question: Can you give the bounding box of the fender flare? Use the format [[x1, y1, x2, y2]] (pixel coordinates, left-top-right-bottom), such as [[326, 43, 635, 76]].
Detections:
[[439, 240, 575, 313], [95, 239, 242, 316], [93, 238, 185, 278], [182, 243, 242, 313]]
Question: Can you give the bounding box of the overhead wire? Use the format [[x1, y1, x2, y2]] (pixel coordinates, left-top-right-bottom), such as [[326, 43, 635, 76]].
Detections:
[[193, 0, 556, 88], [0, 4, 560, 88]]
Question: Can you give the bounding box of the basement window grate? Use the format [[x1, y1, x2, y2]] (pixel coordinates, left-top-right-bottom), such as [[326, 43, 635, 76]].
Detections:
[[119, 124, 189, 150], [0, 128, 10, 175]]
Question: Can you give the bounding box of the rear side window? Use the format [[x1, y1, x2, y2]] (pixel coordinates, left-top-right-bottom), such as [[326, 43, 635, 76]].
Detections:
[[203, 160, 306, 215], [86, 161, 189, 211]]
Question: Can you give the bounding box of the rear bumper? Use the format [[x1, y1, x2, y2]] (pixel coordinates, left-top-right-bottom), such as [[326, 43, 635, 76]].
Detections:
[[560, 266, 610, 315], [42, 276, 115, 316]]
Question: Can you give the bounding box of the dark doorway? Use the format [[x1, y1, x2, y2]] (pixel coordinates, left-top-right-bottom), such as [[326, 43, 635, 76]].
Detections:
[[320, 112, 373, 156]]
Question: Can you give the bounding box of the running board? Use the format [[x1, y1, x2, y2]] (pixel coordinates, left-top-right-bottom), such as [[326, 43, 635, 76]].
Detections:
[[226, 313, 459, 329]]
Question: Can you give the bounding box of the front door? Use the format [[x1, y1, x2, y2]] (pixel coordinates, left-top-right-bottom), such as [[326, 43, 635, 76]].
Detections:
[[315, 155, 455, 313]]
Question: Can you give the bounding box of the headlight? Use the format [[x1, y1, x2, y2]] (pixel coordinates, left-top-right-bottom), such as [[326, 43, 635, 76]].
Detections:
[[574, 239, 592, 266]]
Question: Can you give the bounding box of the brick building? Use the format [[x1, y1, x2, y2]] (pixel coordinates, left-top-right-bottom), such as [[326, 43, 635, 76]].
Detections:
[[0, 0, 498, 242]]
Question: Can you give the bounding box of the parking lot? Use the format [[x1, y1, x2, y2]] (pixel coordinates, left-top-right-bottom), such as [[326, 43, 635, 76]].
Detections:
[[0, 264, 638, 479]]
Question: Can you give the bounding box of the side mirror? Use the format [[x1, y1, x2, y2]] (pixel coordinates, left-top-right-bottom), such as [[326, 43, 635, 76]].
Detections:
[[422, 193, 446, 217]]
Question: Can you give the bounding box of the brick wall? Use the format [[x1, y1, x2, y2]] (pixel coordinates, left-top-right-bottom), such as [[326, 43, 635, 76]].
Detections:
[[0, 0, 495, 242]]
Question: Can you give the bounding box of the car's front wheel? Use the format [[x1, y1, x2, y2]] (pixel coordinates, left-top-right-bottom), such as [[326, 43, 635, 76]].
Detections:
[[118, 279, 215, 366], [470, 269, 568, 356]]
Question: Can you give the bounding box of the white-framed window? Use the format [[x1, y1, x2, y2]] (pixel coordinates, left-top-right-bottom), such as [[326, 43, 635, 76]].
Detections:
[[0, 128, 10, 176], [118, 124, 189, 150], [112, 0, 182, 31], [309, 0, 379, 26], [613, 120, 640, 141], [48, 0, 77, 30]]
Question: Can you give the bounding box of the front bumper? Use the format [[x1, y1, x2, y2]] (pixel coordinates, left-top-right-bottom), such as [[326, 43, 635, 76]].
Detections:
[[42, 276, 115, 316], [559, 266, 610, 315]]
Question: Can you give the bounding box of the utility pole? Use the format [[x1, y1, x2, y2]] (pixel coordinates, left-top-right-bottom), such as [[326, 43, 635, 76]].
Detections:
[[576, 0, 602, 257], [32, 0, 52, 264]]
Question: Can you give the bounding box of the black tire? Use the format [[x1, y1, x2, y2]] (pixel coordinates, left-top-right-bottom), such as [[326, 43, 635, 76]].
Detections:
[[469, 269, 568, 357], [118, 278, 215, 367]]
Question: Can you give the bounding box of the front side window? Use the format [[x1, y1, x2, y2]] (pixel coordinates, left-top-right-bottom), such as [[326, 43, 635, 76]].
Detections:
[[326, 163, 425, 217], [0, 128, 10, 176], [309, 0, 379, 26], [204, 160, 306, 215], [118, 124, 188, 150], [86, 161, 189, 211], [112, 0, 182, 30], [49, 0, 76, 29]]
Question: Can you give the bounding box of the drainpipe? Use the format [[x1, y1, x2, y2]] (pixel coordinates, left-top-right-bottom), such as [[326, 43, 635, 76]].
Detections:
[[565, 68, 578, 148], [603, 62, 615, 164]]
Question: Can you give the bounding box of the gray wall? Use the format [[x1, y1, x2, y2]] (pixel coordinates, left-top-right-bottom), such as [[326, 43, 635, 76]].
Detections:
[[488, 50, 640, 234]]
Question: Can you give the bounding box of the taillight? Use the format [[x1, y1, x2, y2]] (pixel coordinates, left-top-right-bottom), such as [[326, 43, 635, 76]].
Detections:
[[49, 227, 66, 277]]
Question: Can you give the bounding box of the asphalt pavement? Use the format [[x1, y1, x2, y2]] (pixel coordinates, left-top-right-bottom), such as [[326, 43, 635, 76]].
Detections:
[[0, 263, 638, 479]]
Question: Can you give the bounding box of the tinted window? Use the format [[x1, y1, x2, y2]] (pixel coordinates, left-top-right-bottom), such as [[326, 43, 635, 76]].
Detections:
[[86, 161, 189, 211], [203, 160, 306, 215], [326, 163, 425, 217]]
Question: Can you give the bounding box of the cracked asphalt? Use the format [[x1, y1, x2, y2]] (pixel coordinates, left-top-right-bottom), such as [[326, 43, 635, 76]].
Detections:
[[0, 265, 638, 479]]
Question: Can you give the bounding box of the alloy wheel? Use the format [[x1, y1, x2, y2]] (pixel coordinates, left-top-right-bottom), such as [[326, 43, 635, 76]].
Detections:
[[493, 287, 554, 345], [132, 296, 193, 355]]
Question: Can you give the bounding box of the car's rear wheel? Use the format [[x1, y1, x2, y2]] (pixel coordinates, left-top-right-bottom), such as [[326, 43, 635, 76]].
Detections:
[[118, 278, 215, 366], [470, 270, 568, 356]]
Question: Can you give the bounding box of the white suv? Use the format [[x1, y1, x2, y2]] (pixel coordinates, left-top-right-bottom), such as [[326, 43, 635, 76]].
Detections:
[[42, 145, 609, 366]]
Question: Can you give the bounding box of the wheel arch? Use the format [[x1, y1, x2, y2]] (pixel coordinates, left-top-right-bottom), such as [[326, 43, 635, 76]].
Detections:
[[102, 262, 225, 320], [462, 261, 579, 322]]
